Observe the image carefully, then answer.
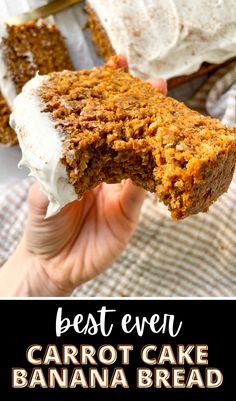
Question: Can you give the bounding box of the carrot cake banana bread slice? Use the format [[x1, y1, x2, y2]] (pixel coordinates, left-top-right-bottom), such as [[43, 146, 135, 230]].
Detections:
[[0, 19, 73, 145], [10, 64, 236, 219], [0, 19, 73, 108]]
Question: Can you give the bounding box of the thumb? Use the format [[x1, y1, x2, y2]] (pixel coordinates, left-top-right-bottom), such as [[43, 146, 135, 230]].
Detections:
[[28, 182, 49, 220], [26, 182, 74, 257]]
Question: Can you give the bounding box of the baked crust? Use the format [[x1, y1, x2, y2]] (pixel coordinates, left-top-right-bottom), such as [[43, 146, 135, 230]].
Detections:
[[35, 64, 236, 219], [87, 4, 115, 60], [168, 58, 236, 89], [0, 91, 17, 146]]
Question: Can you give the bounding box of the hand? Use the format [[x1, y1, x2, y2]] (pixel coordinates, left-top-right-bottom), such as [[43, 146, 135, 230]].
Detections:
[[1, 56, 167, 297]]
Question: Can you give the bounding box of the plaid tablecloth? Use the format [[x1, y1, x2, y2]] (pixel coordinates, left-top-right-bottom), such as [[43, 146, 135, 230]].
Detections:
[[1, 64, 236, 297]]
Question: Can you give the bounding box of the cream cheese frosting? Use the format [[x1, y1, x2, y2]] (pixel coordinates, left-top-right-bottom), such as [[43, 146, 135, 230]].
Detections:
[[88, 0, 236, 80], [10, 75, 78, 218]]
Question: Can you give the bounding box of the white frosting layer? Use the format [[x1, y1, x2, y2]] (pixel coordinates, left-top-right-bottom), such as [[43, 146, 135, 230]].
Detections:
[[0, 24, 17, 109], [89, 0, 236, 80], [10, 75, 78, 218]]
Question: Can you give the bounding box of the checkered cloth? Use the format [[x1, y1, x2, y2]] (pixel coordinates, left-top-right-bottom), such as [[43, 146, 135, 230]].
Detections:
[[1, 65, 236, 297]]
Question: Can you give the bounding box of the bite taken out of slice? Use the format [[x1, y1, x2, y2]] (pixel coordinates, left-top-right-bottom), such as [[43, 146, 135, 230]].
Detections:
[[10, 63, 236, 219]]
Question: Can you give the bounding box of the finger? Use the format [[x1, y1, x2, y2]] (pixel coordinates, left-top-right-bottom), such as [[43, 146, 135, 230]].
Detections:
[[119, 179, 146, 223], [106, 54, 129, 71], [146, 78, 168, 95]]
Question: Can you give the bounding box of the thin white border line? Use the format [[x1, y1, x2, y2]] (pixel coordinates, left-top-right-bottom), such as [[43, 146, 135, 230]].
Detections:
[[0, 297, 236, 301]]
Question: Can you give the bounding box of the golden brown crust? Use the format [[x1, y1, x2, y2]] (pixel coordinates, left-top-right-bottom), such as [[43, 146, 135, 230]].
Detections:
[[168, 57, 236, 89], [86, 4, 115, 60], [87, 4, 236, 88], [37, 65, 236, 219], [1, 20, 74, 95], [0, 92, 17, 146]]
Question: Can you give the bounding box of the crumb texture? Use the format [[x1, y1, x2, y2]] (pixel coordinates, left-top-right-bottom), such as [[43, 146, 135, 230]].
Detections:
[[0, 20, 73, 145], [87, 5, 115, 60], [2, 21, 74, 94], [37, 66, 236, 219], [0, 91, 17, 145]]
